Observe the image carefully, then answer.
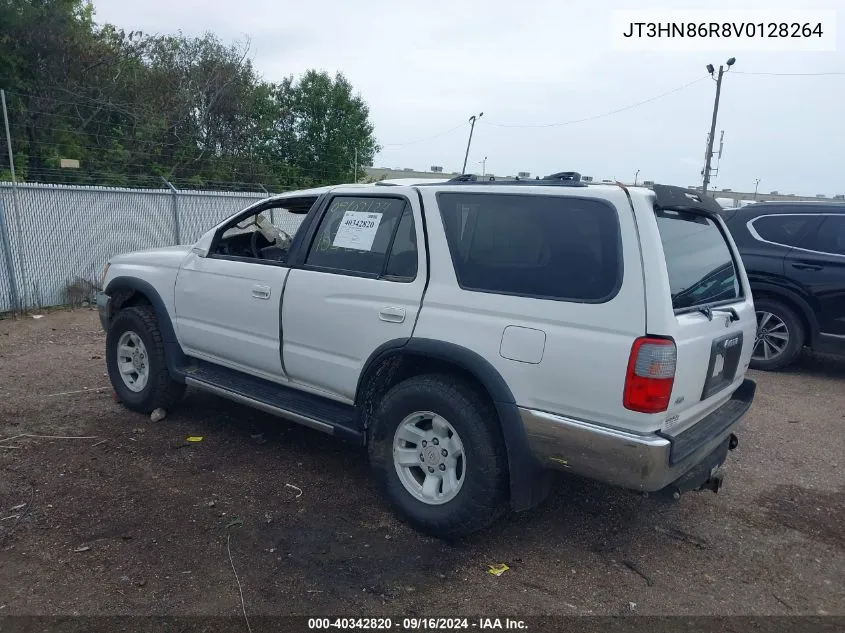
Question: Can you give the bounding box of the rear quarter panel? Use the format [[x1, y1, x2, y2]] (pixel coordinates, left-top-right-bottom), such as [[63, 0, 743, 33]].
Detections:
[[414, 185, 650, 432]]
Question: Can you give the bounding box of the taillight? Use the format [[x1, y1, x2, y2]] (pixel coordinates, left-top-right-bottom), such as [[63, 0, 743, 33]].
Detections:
[[624, 337, 676, 413]]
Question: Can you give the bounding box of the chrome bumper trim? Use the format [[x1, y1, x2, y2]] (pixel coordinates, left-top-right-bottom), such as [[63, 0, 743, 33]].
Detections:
[[519, 397, 748, 492]]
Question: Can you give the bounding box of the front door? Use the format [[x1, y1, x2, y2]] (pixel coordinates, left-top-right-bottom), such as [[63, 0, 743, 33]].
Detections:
[[174, 255, 288, 380], [173, 201, 307, 381], [281, 192, 426, 400]]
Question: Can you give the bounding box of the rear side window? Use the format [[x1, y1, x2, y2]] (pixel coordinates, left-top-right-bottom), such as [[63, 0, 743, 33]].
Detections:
[[809, 215, 845, 256], [655, 210, 741, 310], [307, 196, 407, 276], [751, 215, 813, 247], [437, 193, 622, 302], [384, 208, 418, 279]]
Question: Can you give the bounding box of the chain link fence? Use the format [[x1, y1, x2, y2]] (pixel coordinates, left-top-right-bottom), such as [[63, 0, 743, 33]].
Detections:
[[0, 182, 306, 313]]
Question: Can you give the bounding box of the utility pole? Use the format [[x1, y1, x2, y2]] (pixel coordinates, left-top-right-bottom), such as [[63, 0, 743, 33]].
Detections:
[[353, 148, 358, 183], [1, 88, 26, 311], [754, 178, 761, 200], [634, 169, 640, 186], [702, 57, 735, 195], [462, 112, 483, 175]]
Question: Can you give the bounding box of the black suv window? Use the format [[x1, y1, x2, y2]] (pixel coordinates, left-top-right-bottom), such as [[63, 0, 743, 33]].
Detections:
[[655, 209, 741, 310], [307, 196, 408, 276], [752, 214, 813, 247], [810, 215, 845, 256], [437, 193, 622, 302], [384, 208, 418, 279]]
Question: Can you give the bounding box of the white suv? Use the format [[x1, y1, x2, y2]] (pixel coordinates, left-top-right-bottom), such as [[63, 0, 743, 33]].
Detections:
[[97, 173, 757, 538]]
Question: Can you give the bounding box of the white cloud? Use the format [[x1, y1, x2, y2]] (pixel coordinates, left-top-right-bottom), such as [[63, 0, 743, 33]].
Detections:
[[91, 0, 845, 195]]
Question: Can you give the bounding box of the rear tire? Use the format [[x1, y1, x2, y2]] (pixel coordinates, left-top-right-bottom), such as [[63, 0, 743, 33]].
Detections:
[[368, 374, 508, 539], [750, 298, 804, 371], [106, 306, 185, 413]]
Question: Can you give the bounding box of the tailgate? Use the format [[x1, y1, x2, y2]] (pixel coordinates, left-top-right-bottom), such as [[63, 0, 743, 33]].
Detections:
[[652, 207, 756, 435]]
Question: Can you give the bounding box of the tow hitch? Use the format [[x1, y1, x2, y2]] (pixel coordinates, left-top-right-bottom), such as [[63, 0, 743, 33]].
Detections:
[[698, 471, 723, 494], [656, 434, 737, 501]]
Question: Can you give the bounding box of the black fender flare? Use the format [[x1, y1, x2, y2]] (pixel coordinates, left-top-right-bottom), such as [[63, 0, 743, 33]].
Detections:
[[750, 282, 820, 345], [357, 338, 549, 512], [104, 276, 186, 378]]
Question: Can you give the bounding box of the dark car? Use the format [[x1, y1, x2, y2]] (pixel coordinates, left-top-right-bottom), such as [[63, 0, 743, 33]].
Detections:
[[720, 202, 845, 370]]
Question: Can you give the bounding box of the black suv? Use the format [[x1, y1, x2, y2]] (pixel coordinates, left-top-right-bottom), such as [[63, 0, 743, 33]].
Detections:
[[720, 202, 845, 370]]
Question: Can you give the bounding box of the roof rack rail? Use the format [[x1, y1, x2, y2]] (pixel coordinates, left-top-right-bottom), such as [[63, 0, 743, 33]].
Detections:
[[420, 171, 586, 187], [652, 184, 723, 215], [543, 171, 581, 182]]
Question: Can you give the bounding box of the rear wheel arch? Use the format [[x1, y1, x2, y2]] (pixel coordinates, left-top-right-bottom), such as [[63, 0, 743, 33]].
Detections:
[[750, 284, 817, 347], [356, 338, 549, 512]]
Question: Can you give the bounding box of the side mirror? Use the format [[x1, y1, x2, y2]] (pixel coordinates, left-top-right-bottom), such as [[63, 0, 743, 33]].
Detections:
[[191, 246, 207, 257]]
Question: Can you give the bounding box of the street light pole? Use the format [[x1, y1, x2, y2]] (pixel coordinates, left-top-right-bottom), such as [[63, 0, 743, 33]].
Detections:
[[479, 156, 487, 176], [754, 178, 761, 200], [634, 169, 640, 186], [462, 112, 483, 175], [702, 57, 735, 196]]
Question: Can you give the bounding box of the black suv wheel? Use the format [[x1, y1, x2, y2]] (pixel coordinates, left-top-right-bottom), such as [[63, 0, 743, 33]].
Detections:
[[751, 298, 804, 371]]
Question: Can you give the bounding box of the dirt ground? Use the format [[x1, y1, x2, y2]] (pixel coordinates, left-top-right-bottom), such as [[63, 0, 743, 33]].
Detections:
[[1, 308, 843, 619]]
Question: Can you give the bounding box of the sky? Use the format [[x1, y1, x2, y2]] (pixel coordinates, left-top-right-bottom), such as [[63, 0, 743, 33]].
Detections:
[[89, 0, 844, 196]]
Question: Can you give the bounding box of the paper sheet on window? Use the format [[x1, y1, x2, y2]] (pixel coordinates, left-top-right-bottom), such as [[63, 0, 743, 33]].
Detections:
[[332, 211, 383, 251]]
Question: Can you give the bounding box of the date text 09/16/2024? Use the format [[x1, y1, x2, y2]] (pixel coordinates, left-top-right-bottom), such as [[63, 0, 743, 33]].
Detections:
[[307, 618, 528, 630]]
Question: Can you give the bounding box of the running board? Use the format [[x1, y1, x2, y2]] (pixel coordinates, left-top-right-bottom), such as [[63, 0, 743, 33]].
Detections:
[[182, 360, 362, 443]]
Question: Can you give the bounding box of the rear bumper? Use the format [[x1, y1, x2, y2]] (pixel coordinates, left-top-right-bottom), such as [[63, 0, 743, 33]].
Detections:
[[95, 291, 111, 332], [520, 379, 756, 492]]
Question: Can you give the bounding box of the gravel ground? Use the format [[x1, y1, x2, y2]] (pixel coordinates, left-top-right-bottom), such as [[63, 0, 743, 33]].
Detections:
[[0, 309, 843, 619]]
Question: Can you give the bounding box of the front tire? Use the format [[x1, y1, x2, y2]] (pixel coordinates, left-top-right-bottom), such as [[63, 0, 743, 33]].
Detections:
[[368, 374, 508, 539], [750, 298, 805, 371], [106, 306, 185, 413]]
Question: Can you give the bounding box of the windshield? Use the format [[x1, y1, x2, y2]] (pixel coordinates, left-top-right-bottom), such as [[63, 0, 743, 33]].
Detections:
[[655, 209, 741, 311]]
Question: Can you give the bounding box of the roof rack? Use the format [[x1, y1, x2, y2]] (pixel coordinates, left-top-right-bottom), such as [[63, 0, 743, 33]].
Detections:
[[445, 174, 495, 183], [543, 171, 582, 183], [436, 171, 587, 187], [652, 184, 723, 215]]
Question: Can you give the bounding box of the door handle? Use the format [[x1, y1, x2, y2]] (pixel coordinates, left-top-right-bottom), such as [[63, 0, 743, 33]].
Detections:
[[791, 263, 823, 271], [379, 307, 406, 323], [252, 285, 271, 300]]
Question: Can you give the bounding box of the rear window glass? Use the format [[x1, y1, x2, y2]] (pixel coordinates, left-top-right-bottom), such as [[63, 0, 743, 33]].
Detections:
[[752, 215, 812, 247], [655, 209, 741, 310], [437, 193, 622, 302]]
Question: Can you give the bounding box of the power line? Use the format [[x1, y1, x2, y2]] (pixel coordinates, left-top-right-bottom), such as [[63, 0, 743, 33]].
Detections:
[[380, 122, 468, 147], [732, 71, 845, 76], [10, 139, 363, 173], [482, 76, 709, 129]]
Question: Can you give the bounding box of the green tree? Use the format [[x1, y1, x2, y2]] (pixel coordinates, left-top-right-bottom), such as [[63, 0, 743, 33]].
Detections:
[[0, 1, 379, 190], [271, 70, 380, 184]]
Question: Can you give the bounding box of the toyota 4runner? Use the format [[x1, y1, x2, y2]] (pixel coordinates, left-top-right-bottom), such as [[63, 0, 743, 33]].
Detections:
[[97, 173, 757, 538]]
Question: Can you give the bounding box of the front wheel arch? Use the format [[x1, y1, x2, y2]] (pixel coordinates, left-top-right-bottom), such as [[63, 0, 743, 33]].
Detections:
[[104, 277, 186, 376]]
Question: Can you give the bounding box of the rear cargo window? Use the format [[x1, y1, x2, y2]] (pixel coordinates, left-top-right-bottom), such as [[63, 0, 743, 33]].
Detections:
[[437, 193, 622, 302], [655, 209, 741, 310]]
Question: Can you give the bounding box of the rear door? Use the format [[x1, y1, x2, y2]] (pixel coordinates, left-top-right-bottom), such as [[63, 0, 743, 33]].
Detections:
[[649, 207, 756, 435], [281, 191, 426, 400], [786, 214, 845, 336]]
